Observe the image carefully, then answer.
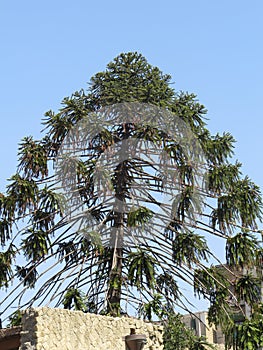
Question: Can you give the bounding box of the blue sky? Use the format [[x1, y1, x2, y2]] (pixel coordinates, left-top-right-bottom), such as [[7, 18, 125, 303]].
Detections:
[[0, 1, 263, 314], [1, 1, 263, 192]]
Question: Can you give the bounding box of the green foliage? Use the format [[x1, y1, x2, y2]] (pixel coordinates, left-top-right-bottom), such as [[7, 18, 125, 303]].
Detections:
[[139, 294, 164, 321], [38, 187, 65, 217], [18, 136, 48, 179], [194, 266, 229, 299], [7, 309, 22, 327], [16, 265, 38, 288], [171, 92, 207, 135], [0, 216, 12, 247], [172, 231, 210, 267], [62, 287, 87, 311], [207, 284, 232, 328], [163, 313, 215, 350], [204, 132, 235, 165], [6, 174, 38, 216], [207, 162, 241, 195], [0, 243, 16, 288], [22, 229, 51, 261], [128, 249, 156, 289], [127, 206, 153, 227], [235, 274, 261, 305], [236, 320, 263, 350], [172, 187, 202, 222], [224, 312, 263, 350], [163, 313, 191, 350], [156, 272, 179, 301], [89, 52, 174, 107], [0, 52, 262, 350], [190, 337, 216, 350], [212, 178, 262, 233], [226, 232, 260, 268]]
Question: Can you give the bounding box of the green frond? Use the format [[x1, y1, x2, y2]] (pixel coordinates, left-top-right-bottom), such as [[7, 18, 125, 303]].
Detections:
[[156, 272, 179, 300], [212, 177, 263, 232], [18, 136, 48, 179], [139, 294, 164, 321], [226, 232, 260, 268], [39, 187, 65, 216], [172, 186, 202, 222], [22, 229, 51, 261], [172, 231, 210, 267], [16, 265, 38, 288], [0, 243, 16, 288], [6, 174, 39, 216], [235, 274, 261, 305], [204, 132, 236, 165], [194, 266, 229, 298], [62, 287, 87, 311], [206, 162, 241, 195], [127, 249, 156, 290], [127, 206, 153, 227]]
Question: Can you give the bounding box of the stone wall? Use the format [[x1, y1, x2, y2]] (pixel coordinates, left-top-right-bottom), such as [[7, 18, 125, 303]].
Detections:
[[19, 307, 163, 350]]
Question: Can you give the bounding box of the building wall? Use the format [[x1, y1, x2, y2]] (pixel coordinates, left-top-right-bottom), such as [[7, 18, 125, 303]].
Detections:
[[19, 307, 163, 350], [182, 311, 225, 350]]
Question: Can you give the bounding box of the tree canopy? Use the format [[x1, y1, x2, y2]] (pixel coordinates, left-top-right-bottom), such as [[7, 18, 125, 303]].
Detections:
[[0, 52, 262, 348]]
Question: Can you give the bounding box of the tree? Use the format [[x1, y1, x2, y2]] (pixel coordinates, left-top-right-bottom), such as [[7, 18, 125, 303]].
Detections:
[[0, 52, 262, 348], [194, 232, 263, 349]]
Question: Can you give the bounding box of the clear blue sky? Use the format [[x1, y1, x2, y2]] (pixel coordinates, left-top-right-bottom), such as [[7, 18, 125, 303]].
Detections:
[[1, 1, 263, 192]]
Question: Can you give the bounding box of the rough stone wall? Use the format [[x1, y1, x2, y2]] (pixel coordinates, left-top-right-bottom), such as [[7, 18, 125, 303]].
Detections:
[[19, 307, 163, 350]]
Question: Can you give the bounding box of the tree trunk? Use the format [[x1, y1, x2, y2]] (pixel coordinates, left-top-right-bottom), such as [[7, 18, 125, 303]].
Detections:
[[106, 156, 127, 316], [107, 211, 124, 316]]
